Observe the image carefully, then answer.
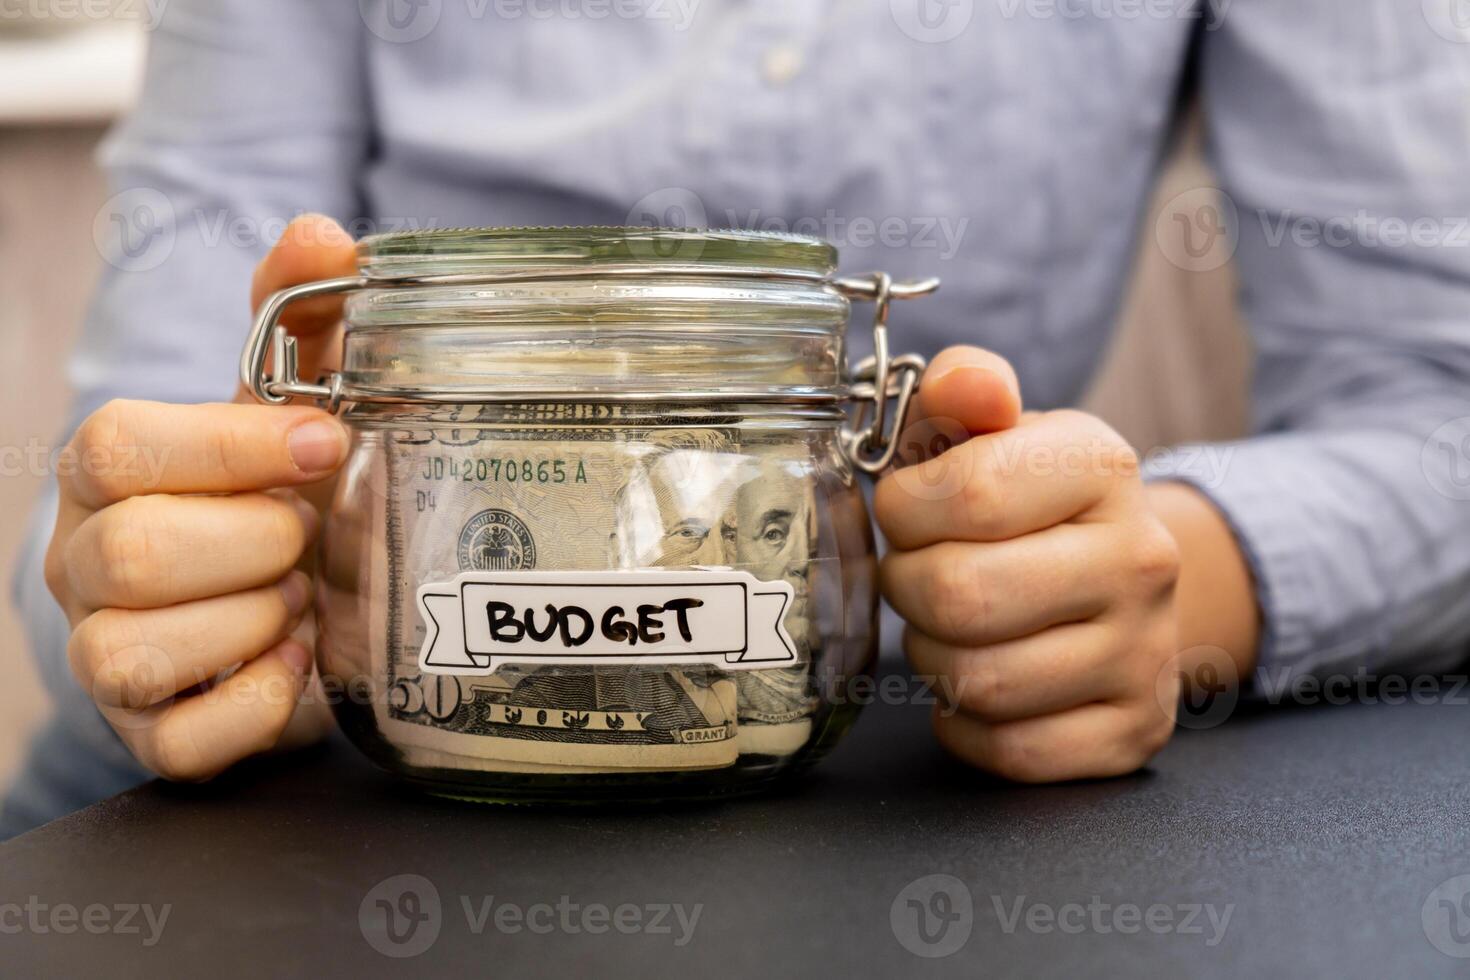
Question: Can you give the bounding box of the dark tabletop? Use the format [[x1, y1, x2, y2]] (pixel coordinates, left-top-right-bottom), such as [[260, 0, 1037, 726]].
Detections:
[[3, 670, 1469, 979]]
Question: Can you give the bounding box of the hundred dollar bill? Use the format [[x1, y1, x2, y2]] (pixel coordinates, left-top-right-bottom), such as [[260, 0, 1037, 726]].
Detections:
[[378, 409, 749, 773], [730, 440, 819, 757]]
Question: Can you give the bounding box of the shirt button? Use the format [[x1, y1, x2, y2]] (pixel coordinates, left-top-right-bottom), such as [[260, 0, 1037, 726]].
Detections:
[[762, 43, 804, 86]]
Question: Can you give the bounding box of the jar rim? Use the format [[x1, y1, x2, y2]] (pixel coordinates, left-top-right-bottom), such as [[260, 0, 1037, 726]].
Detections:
[[356, 226, 839, 282], [340, 229, 850, 401]]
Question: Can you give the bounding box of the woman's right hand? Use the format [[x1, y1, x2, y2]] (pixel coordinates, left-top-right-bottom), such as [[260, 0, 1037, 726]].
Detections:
[[44, 400, 350, 780], [44, 214, 358, 781]]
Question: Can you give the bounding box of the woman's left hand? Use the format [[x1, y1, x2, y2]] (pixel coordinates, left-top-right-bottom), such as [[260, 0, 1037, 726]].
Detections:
[[875, 346, 1182, 782]]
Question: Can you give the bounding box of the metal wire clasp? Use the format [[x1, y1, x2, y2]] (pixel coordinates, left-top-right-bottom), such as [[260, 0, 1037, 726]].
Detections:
[[242, 267, 939, 464], [240, 275, 367, 410], [835, 272, 939, 475]]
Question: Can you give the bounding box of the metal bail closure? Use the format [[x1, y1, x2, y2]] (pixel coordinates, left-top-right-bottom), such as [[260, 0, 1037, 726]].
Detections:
[[240, 275, 368, 410], [835, 272, 939, 475], [242, 264, 938, 450]]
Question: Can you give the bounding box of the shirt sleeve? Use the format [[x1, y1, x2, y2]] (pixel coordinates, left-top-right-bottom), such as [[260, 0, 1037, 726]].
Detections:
[[1144, 0, 1470, 683], [4, 0, 370, 832]]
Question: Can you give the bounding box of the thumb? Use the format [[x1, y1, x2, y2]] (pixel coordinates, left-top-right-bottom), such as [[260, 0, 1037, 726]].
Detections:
[[238, 213, 358, 404], [909, 344, 1023, 436]]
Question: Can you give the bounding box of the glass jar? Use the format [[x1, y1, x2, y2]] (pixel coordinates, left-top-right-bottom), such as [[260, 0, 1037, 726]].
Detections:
[[241, 227, 936, 802]]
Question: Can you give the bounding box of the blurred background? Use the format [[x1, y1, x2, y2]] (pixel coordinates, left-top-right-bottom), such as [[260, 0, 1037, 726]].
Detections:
[[0, 8, 1246, 792]]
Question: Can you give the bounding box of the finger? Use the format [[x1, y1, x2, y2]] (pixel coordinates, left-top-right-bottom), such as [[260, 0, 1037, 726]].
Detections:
[[906, 621, 1130, 723], [69, 572, 312, 708], [60, 400, 348, 509], [908, 345, 1022, 435], [66, 492, 318, 609], [115, 639, 313, 782], [46, 495, 96, 625], [875, 409, 1135, 551], [249, 213, 358, 336], [880, 526, 1115, 646], [933, 700, 1171, 783]]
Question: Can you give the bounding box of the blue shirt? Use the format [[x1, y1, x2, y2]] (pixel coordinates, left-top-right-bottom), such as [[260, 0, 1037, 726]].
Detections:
[[6, 0, 1470, 835]]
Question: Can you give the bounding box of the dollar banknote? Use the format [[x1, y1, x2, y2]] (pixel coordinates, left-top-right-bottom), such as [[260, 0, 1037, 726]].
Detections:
[[729, 440, 819, 757], [371, 405, 818, 774]]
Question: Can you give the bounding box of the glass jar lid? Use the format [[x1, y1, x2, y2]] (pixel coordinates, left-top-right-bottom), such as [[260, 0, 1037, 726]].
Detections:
[[339, 227, 853, 405], [243, 227, 939, 473], [356, 226, 839, 282]]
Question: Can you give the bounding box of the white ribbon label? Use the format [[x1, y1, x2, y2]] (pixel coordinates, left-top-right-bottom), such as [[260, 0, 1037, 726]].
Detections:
[[417, 569, 799, 676]]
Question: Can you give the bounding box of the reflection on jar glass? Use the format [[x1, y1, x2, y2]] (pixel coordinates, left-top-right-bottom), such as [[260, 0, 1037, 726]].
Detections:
[[244, 227, 937, 802]]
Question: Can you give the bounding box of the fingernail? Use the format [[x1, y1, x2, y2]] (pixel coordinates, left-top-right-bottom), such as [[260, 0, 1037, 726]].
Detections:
[[927, 364, 997, 388], [287, 419, 346, 475], [278, 572, 311, 617], [276, 640, 313, 676]]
